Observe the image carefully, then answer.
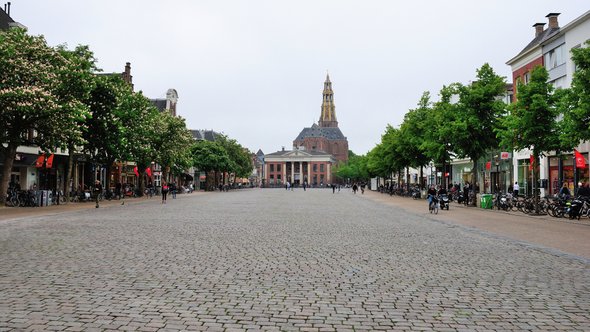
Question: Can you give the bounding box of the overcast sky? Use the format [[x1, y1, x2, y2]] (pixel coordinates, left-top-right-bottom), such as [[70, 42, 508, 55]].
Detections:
[[10, 1, 589, 155]]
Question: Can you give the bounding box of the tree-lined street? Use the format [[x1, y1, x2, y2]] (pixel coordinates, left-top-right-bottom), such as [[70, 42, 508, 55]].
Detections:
[[1, 189, 588, 331]]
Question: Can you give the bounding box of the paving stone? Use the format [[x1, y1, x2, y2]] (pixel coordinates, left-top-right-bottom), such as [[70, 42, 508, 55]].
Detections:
[[0, 190, 588, 331]]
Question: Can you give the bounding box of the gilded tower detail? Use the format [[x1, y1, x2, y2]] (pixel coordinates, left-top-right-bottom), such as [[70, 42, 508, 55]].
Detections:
[[319, 74, 338, 128]]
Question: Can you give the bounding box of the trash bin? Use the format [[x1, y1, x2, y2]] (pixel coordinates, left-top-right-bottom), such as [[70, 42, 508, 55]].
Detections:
[[480, 194, 493, 209]]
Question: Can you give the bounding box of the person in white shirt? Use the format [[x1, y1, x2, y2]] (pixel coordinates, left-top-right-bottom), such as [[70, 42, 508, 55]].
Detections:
[[513, 181, 520, 197]]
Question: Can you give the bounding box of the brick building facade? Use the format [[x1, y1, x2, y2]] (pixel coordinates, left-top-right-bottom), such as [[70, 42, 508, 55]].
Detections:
[[293, 74, 349, 164]]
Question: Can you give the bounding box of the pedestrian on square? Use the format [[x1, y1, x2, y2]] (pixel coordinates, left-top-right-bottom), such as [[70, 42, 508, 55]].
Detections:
[[513, 181, 519, 197], [171, 182, 177, 199], [463, 182, 470, 205], [578, 182, 590, 198], [115, 182, 122, 200], [161, 181, 169, 204], [94, 179, 102, 208], [352, 183, 358, 194], [303, 181, 307, 191], [559, 183, 571, 199], [332, 184, 336, 194]]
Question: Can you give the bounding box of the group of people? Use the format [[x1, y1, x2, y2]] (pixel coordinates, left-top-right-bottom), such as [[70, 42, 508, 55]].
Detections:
[[558, 181, 590, 199], [91, 180, 182, 207]]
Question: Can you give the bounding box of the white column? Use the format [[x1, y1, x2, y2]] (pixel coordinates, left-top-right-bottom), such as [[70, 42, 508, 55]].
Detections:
[[281, 161, 287, 183], [291, 161, 295, 183], [265, 163, 269, 183], [327, 162, 331, 183], [307, 161, 311, 183]]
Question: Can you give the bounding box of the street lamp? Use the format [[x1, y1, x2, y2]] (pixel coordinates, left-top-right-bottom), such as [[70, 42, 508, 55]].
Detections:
[[429, 161, 434, 187]]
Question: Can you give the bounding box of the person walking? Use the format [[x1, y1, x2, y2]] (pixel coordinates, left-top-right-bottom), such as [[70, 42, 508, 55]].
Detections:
[[559, 182, 571, 199], [332, 184, 336, 194], [94, 179, 102, 208], [161, 181, 169, 204], [463, 182, 470, 206], [171, 182, 177, 199], [513, 181, 519, 198]]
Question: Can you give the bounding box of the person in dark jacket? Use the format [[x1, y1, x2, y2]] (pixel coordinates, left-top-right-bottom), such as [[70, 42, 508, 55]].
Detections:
[[94, 180, 102, 208]]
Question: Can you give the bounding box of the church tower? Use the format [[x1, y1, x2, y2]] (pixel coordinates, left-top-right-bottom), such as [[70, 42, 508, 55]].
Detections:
[[319, 73, 338, 128]]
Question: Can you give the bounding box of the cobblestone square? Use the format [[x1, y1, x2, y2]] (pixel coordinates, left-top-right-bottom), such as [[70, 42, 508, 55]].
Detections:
[[1, 189, 589, 331]]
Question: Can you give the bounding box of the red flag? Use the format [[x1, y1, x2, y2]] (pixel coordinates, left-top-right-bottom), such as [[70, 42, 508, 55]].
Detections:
[[529, 155, 535, 171], [35, 154, 45, 168], [145, 167, 152, 177], [575, 149, 586, 169], [133, 166, 139, 177], [485, 161, 491, 170], [45, 154, 54, 168]]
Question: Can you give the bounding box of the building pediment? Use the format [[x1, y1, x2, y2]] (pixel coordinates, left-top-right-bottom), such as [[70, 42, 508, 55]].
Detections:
[[284, 150, 313, 157]]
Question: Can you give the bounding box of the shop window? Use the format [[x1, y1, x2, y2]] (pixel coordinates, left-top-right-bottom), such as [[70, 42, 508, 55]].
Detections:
[[277, 164, 281, 172], [320, 164, 324, 172], [270, 164, 274, 172]]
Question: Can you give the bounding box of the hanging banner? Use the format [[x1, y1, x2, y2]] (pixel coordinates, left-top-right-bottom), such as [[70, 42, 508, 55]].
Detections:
[[529, 155, 535, 171], [133, 166, 139, 177], [485, 161, 491, 170], [145, 167, 152, 177], [35, 154, 46, 168], [575, 149, 586, 169], [45, 154, 55, 168], [500, 152, 511, 159]]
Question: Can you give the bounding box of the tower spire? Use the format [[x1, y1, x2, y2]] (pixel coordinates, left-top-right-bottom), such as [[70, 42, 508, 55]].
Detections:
[[319, 73, 338, 128]]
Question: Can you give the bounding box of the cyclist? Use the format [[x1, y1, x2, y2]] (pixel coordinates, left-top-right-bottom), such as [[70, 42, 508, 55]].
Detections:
[[427, 185, 437, 210]]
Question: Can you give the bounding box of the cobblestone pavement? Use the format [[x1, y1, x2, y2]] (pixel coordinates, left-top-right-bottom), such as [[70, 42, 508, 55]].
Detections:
[[1, 189, 589, 331]]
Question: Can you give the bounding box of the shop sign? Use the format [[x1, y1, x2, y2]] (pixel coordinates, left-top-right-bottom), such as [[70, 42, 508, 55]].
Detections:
[[500, 152, 511, 159]]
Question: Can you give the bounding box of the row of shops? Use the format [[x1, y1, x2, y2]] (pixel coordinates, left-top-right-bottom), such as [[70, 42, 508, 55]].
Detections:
[[377, 148, 590, 197], [1, 147, 197, 196]]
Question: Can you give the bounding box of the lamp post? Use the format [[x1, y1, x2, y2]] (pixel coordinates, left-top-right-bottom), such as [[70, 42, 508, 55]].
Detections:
[[429, 161, 434, 187]]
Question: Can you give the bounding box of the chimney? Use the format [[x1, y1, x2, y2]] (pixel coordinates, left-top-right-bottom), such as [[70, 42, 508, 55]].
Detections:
[[7, 2, 10, 16], [533, 23, 545, 37], [546, 13, 560, 29]]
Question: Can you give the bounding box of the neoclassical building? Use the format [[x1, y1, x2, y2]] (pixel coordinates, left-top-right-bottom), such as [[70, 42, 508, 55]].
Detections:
[[264, 149, 335, 186]]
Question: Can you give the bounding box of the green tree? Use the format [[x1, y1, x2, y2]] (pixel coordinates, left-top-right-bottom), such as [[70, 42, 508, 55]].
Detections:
[[454, 64, 507, 190], [421, 85, 459, 188], [395, 92, 432, 187], [0, 28, 89, 204], [120, 91, 161, 195], [56, 45, 98, 202], [334, 152, 369, 182], [498, 66, 560, 213], [559, 41, 590, 149], [153, 112, 194, 182], [216, 135, 252, 180], [191, 140, 231, 190], [83, 75, 128, 195]]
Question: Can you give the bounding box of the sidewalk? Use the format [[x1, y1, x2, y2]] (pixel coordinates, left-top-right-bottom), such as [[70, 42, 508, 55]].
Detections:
[[0, 191, 206, 223], [363, 189, 590, 260]]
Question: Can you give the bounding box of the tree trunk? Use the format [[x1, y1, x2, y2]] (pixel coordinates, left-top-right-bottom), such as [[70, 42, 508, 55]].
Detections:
[[0, 143, 18, 205], [105, 159, 114, 195], [471, 158, 478, 206], [420, 166, 424, 189], [64, 146, 75, 204], [138, 169, 145, 197], [533, 153, 540, 214]]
